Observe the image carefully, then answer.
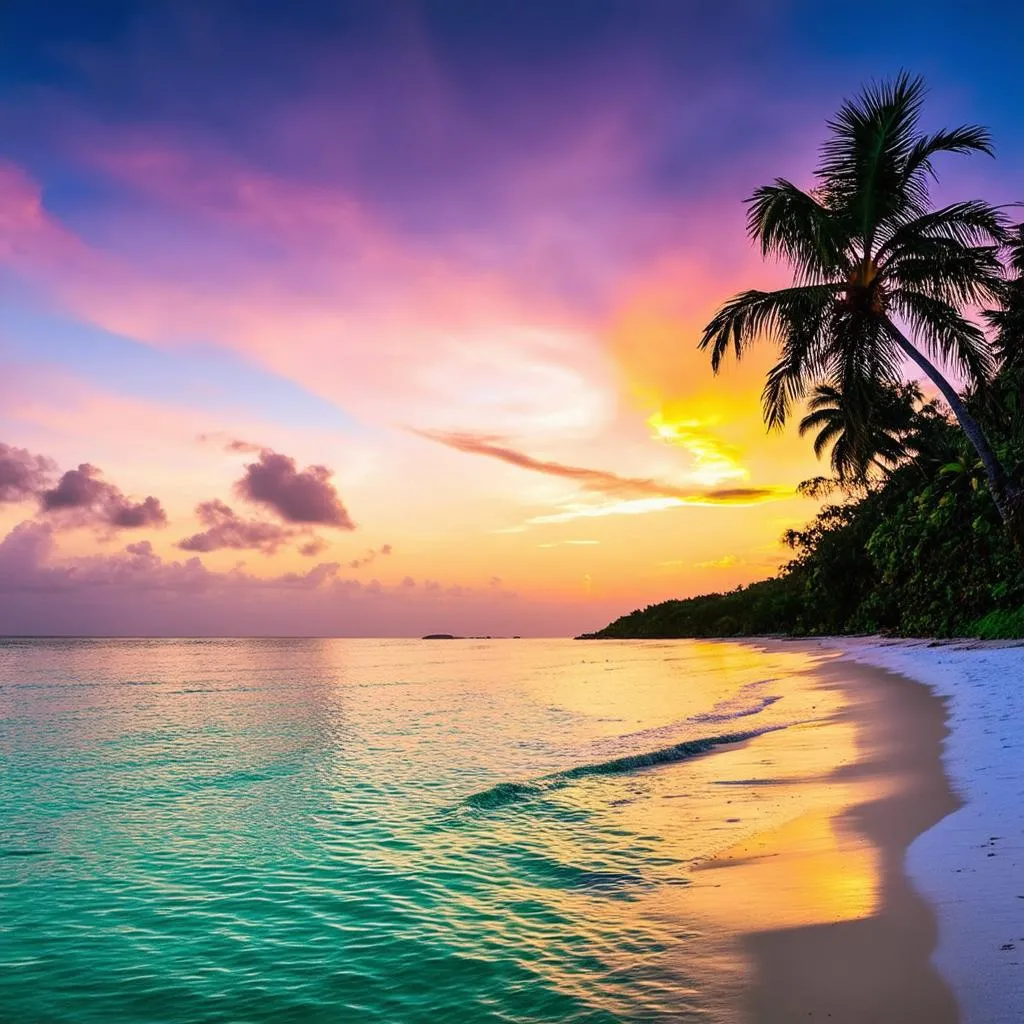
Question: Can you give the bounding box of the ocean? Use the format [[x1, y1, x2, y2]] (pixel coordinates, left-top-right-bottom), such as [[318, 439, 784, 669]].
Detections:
[[1, 637, 847, 1022]]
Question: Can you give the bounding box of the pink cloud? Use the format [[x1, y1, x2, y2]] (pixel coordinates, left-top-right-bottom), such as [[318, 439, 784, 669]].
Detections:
[[0, 442, 55, 503], [347, 544, 392, 570], [235, 449, 354, 527], [0, 147, 618, 438], [0, 520, 540, 636], [178, 499, 293, 554], [416, 430, 787, 505], [40, 463, 168, 530]]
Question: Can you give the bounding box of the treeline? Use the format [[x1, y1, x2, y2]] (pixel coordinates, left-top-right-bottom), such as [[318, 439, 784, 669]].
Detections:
[[582, 364, 1024, 639], [583, 76, 1024, 642]]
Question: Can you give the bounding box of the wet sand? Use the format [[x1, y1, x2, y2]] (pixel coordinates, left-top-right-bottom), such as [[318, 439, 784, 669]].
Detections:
[[688, 643, 962, 1022], [746, 651, 961, 1022]]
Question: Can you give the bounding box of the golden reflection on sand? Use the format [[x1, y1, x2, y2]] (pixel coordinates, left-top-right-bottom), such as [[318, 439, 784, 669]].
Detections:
[[692, 804, 881, 930], [648, 644, 959, 1024], [684, 695, 892, 934]]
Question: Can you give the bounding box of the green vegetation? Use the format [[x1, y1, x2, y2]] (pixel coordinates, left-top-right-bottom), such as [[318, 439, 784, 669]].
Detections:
[[583, 382, 1024, 638], [972, 608, 1024, 640], [582, 76, 1024, 641]]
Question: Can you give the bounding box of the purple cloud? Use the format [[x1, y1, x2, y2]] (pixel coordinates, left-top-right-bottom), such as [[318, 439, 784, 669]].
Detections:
[[348, 544, 392, 569], [178, 499, 293, 554], [110, 496, 167, 529], [224, 438, 264, 454], [0, 520, 537, 636], [40, 464, 168, 530], [298, 537, 329, 557], [0, 521, 324, 595], [235, 450, 354, 527], [0, 443, 55, 503]]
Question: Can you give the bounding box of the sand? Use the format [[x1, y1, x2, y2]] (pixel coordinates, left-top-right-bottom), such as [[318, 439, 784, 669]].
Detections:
[[830, 638, 1024, 1024], [741, 650, 961, 1023], [680, 642, 963, 1022]]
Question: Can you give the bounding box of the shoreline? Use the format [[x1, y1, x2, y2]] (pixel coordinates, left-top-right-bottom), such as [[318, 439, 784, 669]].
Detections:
[[821, 638, 1024, 1023], [683, 641, 961, 1021], [742, 646, 961, 1022]]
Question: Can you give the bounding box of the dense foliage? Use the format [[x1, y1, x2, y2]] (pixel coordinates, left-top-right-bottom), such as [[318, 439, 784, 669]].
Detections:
[[582, 366, 1024, 639], [582, 77, 1024, 641]]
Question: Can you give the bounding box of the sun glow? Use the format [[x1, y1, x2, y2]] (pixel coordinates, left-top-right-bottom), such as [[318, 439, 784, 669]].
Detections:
[[646, 409, 749, 487]]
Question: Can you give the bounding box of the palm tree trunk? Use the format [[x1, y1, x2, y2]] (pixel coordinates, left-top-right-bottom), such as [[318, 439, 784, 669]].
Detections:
[[884, 320, 1024, 534]]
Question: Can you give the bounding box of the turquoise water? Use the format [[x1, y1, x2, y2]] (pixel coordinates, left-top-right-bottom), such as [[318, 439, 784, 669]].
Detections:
[[1, 638, 821, 1022]]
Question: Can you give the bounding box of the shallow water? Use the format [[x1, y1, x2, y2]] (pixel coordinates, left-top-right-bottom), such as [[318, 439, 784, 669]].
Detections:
[[1, 638, 840, 1022]]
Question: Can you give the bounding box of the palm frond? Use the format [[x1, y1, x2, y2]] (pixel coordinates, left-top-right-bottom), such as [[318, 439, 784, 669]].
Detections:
[[817, 72, 928, 238], [746, 179, 848, 281], [902, 125, 994, 210], [698, 284, 838, 373], [887, 242, 1004, 306], [796, 380, 917, 483], [876, 199, 1006, 257], [889, 290, 995, 384]]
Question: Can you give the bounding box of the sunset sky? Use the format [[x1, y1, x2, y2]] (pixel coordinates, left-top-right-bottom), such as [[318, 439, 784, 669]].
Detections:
[[2, 1, 1023, 636]]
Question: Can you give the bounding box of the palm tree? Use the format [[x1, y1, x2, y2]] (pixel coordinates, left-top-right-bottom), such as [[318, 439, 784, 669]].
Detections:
[[699, 73, 1023, 535], [986, 224, 1024, 369], [798, 382, 920, 485]]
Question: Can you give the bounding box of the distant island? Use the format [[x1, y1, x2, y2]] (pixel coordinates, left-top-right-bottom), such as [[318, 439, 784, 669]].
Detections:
[[421, 634, 522, 640]]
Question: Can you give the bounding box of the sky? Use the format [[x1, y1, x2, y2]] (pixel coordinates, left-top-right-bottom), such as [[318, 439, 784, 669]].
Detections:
[[1, 0, 1023, 636]]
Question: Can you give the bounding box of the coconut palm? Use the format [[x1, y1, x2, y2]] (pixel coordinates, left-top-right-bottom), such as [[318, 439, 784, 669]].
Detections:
[[699, 73, 1024, 534], [798, 382, 920, 485], [986, 224, 1024, 369]]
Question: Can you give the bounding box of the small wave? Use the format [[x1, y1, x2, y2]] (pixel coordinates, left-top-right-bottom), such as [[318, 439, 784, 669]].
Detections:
[[599, 679, 781, 751], [689, 679, 782, 725], [464, 728, 770, 810], [513, 851, 651, 893], [558, 731, 759, 780], [464, 781, 545, 809]]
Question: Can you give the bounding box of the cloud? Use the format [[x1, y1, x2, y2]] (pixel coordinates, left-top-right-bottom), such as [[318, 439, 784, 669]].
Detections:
[[298, 537, 328, 557], [235, 449, 354, 527], [0, 522, 521, 622], [0, 520, 329, 596], [197, 434, 266, 454], [178, 499, 293, 554], [0, 442, 55, 503], [348, 544, 392, 570], [525, 492, 789, 524], [224, 438, 265, 454], [40, 463, 168, 530], [694, 554, 740, 569], [647, 411, 748, 486], [109, 496, 167, 529], [527, 497, 686, 524], [40, 464, 109, 510], [0, 517, 545, 635], [417, 430, 788, 505]]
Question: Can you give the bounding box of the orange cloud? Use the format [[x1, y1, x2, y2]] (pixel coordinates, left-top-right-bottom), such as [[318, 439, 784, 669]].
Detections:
[[694, 554, 740, 569], [416, 429, 788, 505]]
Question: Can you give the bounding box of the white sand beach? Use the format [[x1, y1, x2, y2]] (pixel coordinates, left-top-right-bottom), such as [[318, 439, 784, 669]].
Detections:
[[828, 639, 1024, 1023]]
